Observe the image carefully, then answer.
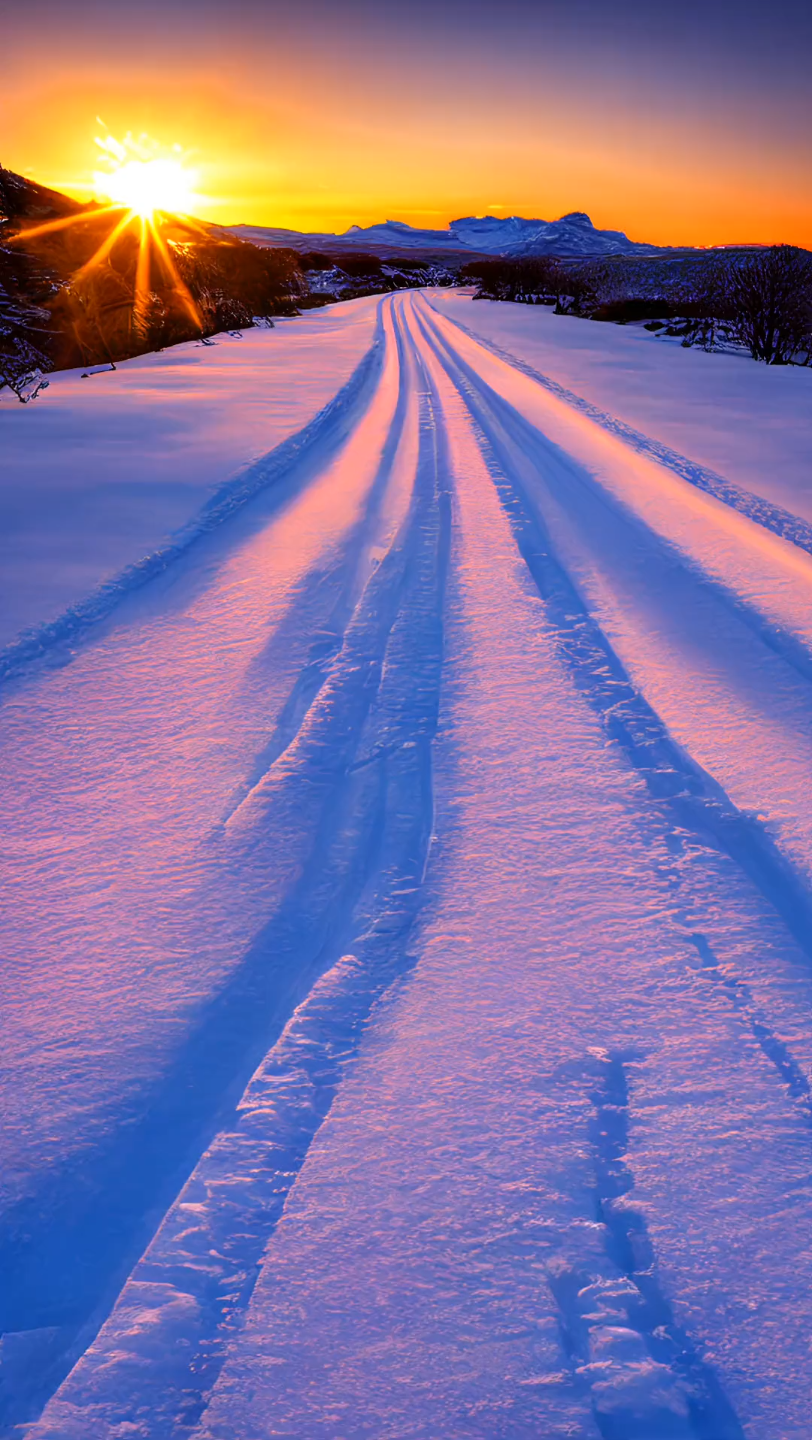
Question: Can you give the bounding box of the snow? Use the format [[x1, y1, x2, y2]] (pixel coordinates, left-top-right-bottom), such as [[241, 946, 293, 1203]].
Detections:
[[429, 290, 812, 523], [0, 294, 409, 1424], [0, 298, 377, 649], [447, 211, 652, 256], [6, 290, 812, 1438]]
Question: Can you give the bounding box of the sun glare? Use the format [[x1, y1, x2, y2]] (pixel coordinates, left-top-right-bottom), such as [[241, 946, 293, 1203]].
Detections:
[[12, 127, 208, 339], [98, 157, 196, 218], [93, 130, 201, 219]]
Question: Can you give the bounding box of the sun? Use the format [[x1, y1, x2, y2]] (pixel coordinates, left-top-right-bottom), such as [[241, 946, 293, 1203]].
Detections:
[[92, 130, 202, 220], [98, 157, 198, 219], [11, 128, 208, 340]]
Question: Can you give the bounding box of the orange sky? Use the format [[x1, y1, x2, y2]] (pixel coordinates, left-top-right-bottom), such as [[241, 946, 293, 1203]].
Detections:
[[4, 2, 812, 247]]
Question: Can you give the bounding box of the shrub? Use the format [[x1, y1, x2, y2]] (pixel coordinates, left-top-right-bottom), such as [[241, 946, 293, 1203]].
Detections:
[[590, 298, 673, 323], [336, 253, 383, 277], [727, 246, 812, 364], [460, 257, 561, 303]]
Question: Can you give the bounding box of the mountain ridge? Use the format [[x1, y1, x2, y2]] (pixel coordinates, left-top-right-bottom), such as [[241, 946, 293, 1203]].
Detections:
[[229, 210, 661, 258]]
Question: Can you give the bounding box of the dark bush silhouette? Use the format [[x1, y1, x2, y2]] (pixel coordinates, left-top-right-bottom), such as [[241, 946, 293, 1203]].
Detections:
[[300, 251, 336, 271], [552, 265, 599, 317], [462, 241, 812, 365], [336, 253, 383, 277], [297, 293, 337, 309], [725, 246, 812, 364], [590, 298, 674, 323], [461, 256, 605, 316], [652, 249, 812, 360], [173, 238, 303, 331], [460, 257, 560, 302], [0, 238, 55, 399]]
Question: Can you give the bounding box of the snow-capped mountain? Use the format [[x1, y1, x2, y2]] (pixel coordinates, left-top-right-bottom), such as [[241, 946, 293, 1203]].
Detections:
[[229, 221, 466, 254], [341, 220, 460, 249], [229, 211, 658, 258], [449, 211, 655, 256]]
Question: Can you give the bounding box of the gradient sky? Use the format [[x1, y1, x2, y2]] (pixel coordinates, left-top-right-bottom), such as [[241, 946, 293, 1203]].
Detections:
[[4, 0, 812, 246]]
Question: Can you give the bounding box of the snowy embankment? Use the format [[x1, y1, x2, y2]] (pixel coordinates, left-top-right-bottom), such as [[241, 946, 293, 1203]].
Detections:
[[431, 288, 812, 524], [3, 291, 812, 1439], [0, 299, 377, 650]]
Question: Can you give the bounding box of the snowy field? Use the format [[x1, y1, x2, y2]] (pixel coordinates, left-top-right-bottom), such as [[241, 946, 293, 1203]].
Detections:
[[0, 299, 377, 648], [3, 290, 812, 1439]]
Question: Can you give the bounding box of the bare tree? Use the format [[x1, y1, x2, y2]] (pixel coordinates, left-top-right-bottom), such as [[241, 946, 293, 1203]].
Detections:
[[552, 262, 599, 317], [0, 248, 53, 401], [727, 246, 812, 364]]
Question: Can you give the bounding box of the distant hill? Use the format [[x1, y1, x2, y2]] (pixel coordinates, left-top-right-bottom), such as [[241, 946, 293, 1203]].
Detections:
[[229, 211, 660, 259], [227, 222, 479, 264]]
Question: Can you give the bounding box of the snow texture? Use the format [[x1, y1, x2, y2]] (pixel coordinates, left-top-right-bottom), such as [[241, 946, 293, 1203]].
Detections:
[[4, 290, 812, 1439], [0, 298, 377, 650]]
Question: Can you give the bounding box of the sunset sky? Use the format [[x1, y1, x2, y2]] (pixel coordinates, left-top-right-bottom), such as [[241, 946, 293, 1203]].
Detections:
[[4, 0, 812, 247]]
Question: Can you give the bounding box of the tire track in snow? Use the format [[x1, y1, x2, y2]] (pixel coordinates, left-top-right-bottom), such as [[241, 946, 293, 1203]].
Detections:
[[217, 303, 417, 824], [549, 1052, 745, 1440], [24, 327, 451, 1440], [1, 300, 406, 1429], [419, 287, 812, 1132], [414, 296, 812, 971], [420, 298, 812, 690], [1, 298, 410, 1428], [416, 295, 812, 1435], [685, 931, 812, 1126], [425, 294, 812, 562], [411, 300, 750, 1440], [14, 292, 812, 1439], [0, 301, 389, 700], [418, 296, 812, 1154]]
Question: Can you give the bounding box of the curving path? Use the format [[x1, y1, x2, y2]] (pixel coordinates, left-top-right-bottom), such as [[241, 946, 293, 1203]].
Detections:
[[5, 291, 812, 1438]]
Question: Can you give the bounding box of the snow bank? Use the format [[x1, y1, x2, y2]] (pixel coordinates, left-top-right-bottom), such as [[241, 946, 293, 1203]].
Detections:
[[429, 290, 812, 524], [0, 300, 377, 649]]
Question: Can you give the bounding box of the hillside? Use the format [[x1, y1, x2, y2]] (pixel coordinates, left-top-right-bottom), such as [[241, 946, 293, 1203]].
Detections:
[[0, 168, 303, 396]]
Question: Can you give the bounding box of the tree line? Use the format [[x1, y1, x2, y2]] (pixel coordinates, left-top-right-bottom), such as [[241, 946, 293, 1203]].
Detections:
[[460, 247, 812, 365]]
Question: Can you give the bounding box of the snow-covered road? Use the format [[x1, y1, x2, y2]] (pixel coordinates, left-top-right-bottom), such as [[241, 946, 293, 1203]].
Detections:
[[5, 292, 812, 1439]]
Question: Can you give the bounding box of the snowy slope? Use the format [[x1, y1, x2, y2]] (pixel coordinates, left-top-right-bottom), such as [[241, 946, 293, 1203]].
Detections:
[[430, 290, 812, 523], [5, 290, 812, 1439], [0, 299, 377, 649]]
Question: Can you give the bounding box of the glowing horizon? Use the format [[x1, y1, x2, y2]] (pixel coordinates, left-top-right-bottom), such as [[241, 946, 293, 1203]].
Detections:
[[30, 129, 812, 251], [4, 0, 812, 251]]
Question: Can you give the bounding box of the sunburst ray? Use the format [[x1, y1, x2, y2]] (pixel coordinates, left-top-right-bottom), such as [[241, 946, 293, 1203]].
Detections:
[[134, 217, 152, 334], [10, 204, 123, 244], [72, 208, 137, 279], [9, 133, 206, 345], [148, 219, 202, 329]]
